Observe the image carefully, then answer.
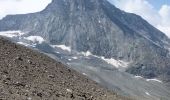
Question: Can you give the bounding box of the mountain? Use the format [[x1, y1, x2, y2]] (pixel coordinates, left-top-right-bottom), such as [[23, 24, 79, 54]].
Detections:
[[0, 0, 170, 99], [0, 0, 170, 82], [1, 31, 170, 100], [0, 37, 132, 100]]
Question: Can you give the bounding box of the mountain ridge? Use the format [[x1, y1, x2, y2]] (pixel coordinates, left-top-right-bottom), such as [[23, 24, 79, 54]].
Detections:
[[0, 0, 170, 97]]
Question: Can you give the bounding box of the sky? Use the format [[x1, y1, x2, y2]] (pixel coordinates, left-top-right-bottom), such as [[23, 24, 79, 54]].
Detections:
[[108, 0, 170, 37], [0, 0, 169, 37], [148, 0, 170, 10], [0, 0, 52, 19]]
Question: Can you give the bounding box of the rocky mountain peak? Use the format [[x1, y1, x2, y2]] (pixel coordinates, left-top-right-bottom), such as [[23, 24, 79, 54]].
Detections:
[[1, 0, 170, 99], [44, 0, 105, 12]]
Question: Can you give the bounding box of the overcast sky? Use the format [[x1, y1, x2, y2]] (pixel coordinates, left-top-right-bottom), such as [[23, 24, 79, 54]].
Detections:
[[0, 0, 169, 37]]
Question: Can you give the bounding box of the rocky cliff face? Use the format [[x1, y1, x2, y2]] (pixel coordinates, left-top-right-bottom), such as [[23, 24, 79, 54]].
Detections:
[[0, 0, 170, 82]]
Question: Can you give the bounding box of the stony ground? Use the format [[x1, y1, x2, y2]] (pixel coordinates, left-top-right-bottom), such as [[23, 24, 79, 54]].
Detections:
[[0, 37, 132, 100]]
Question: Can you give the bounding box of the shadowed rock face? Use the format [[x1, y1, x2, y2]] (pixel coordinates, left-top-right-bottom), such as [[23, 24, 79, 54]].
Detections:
[[0, 0, 170, 82]]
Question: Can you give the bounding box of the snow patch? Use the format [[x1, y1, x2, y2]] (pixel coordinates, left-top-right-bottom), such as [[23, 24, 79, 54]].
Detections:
[[66, 89, 72, 93], [27, 97, 32, 100], [134, 76, 143, 79], [68, 59, 72, 61], [82, 73, 87, 76], [24, 36, 45, 44], [98, 20, 101, 23], [79, 51, 130, 68], [81, 51, 92, 56], [101, 57, 129, 68], [145, 92, 151, 96], [0, 30, 25, 38], [72, 56, 78, 60], [52, 45, 71, 52], [146, 79, 162, 83]]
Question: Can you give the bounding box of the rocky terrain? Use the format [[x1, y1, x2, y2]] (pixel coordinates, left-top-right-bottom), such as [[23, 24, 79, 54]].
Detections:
[[0, 37, 132, 100], [0, 32, 170, 100], [0, 0, 170, 99], [0, 0, 170, 83]]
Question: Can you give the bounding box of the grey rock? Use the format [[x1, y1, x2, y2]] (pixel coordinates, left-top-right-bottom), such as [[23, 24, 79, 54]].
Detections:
[[0, 0, 170, 85]]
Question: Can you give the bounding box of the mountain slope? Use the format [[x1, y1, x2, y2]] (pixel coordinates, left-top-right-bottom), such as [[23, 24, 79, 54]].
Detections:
[[0, 37, 132, 100], [0, 31, 170, 100], [0, 0, 170, 83]]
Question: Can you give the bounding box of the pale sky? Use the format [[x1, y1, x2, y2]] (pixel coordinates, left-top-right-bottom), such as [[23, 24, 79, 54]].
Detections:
[[0, 0, 52, 19], [0, 0, 169, 37]]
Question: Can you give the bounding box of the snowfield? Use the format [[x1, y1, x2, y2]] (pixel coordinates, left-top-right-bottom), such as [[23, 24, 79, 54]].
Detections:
[[0, 30, 25, 38], [79, 51, 130, 69], [72, 56, 78, 60], [0, 30, 130, 69], [101, 57, 129, 68], [51, 45, 71, 52], [24, 36, 45, 44], [81, 51, 93, 57], [134, 76, 163, 83], [134, 76, 143, 79], [145, 92, 151, 96], [146, 79, 163, 83]]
